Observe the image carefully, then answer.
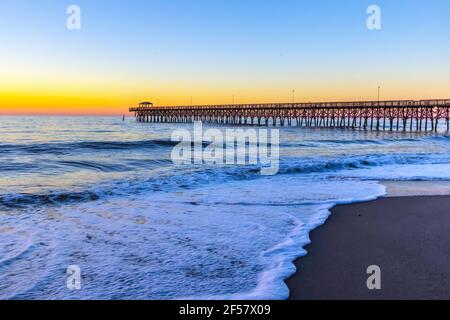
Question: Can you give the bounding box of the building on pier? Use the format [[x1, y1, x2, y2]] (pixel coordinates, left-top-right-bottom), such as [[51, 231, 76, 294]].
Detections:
[[139, 102, 153, 108]]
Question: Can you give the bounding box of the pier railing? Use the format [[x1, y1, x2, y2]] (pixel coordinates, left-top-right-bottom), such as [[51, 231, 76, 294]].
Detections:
[[130, 99, 450, 131]]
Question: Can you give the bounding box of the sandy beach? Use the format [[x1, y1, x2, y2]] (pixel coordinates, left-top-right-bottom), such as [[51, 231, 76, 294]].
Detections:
[[286, 196, 450, 300]]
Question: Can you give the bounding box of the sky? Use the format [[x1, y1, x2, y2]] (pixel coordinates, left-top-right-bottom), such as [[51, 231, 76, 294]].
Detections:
[[1, 0, 450, 115]]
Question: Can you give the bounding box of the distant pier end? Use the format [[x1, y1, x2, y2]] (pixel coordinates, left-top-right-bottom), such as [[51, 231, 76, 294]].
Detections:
[[130, 99, 450, 132]]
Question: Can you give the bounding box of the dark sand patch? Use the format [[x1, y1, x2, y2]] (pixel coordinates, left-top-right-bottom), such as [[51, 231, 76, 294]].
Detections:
[[286, 196, 450, 300]]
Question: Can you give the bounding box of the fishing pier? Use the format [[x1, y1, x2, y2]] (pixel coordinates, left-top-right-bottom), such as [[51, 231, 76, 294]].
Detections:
[[130, 99, 450, 132]]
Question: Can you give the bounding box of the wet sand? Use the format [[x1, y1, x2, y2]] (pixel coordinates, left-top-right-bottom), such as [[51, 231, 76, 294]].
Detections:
[[383, 181, 450, 197], [286, 196, 450, 300]]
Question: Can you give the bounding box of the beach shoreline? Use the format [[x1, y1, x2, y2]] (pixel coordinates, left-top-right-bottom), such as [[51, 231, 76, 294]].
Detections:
[[286, 195, 450, 300], [382, 180, 450, 197]]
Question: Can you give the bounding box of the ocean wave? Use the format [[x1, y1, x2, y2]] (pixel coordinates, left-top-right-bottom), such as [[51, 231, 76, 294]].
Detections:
[[55, 160, 131, 173], [278, 153, 450, 175], [3, 152, 449, 209], [427, 135, 450, 142], [303, 139, 384, 145], [0, 190, 101, 209], [0, 139, 180, 155], [297, 133, 450, 146], [0, 158, 174, 174]]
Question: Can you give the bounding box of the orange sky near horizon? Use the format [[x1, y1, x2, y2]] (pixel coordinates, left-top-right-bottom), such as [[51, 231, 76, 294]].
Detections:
[[2, 64, 450, 116], [2, 80, 450, 116]]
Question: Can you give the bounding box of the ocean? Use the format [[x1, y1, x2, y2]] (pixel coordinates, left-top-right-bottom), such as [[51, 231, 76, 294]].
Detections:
[[1, 116, 450, 299]]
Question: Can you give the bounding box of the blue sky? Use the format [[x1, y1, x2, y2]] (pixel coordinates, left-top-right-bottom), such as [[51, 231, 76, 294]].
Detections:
[[1, 0, 450, 114]]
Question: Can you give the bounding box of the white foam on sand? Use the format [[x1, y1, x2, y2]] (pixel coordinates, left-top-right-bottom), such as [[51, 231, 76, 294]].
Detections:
[[0, 175, 386, 300], [331, 162, 450, 197], [6, 160, 450, 300], [185, 176, 386, 300]]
